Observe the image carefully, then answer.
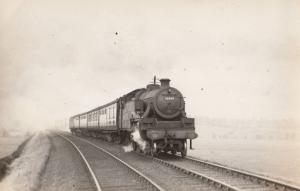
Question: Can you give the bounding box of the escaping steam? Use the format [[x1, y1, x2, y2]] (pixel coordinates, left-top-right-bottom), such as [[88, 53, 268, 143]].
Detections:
[[122, 125, 147, 152], [131, 127, 147, 150], [122, 143, 133, 152]]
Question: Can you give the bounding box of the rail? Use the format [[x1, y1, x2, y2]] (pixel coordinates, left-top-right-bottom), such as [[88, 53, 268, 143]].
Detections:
[[184, 155, 300, 191], [66, 134, 165, 191], [58, 134, 102, 191]]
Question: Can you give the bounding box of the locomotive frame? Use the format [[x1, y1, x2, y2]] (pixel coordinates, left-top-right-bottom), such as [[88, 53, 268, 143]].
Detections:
[[69, 77, 197, 157]]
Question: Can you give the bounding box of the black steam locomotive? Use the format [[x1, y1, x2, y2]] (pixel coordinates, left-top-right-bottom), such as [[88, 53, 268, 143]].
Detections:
[[69, 77, 197, 157]]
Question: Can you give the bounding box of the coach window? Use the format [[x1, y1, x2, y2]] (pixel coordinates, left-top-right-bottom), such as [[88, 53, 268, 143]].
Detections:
[[113, 107, 115, 118], [114, 106, 116, 118], [105, 109, 107, 121]]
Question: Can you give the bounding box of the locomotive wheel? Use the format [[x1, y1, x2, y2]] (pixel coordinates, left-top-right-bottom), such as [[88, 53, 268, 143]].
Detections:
[[150, 142, 158, 157], [123, 135, 130, 145], [171, 150, 176, 155], [150, 147, 157, 157], [115, 136, 122, 144], [181, 141, 187, 158], [106, 135, 113, 142], [132, 142, 137, 151]]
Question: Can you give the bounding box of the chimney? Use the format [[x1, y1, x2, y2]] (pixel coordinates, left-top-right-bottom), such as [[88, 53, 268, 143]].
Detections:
[[160, 78, 170, 88]]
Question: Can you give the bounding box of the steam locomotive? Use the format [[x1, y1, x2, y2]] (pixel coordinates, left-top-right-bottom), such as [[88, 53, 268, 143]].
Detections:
[[69, 77, 197, 157]]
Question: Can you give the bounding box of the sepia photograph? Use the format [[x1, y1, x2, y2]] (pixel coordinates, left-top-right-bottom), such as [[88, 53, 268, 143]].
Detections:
[[0, 0, 299, 190]]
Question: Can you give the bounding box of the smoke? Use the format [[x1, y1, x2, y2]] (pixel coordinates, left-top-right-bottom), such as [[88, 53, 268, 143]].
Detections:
[[0, 131, 51, 191]]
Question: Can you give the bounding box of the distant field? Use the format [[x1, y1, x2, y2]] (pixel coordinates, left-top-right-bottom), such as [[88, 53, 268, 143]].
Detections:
[[0, 136, 28, 158], [188, 122, 300, 186]]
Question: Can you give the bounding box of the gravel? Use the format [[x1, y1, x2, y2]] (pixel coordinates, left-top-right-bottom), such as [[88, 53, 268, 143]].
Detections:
[[39, 133, 96, 191], [70, 134, 219, 191]]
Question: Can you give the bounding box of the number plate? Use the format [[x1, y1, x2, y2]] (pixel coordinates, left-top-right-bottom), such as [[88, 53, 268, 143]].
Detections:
[[164, 96, 175, 101]]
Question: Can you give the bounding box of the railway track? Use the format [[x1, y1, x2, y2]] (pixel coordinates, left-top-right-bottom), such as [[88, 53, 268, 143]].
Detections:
[[65, 133, 238, 190], [58, 134, 163, 191], [155, 154, 300, 191], [61, 133, 225, 190], [59, 133, 300, 191]]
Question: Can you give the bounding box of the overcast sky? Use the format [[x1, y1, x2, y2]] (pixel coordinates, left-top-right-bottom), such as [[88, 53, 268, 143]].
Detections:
[[0, 0, 299, 131]]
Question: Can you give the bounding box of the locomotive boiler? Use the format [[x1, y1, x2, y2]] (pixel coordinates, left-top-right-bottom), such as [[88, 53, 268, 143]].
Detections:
[[69, 77, 197, 157]]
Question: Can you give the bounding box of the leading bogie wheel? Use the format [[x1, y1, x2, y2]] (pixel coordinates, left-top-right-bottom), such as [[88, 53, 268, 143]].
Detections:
[[150, 142, 158, 157], [181, 141, 187, 158]]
